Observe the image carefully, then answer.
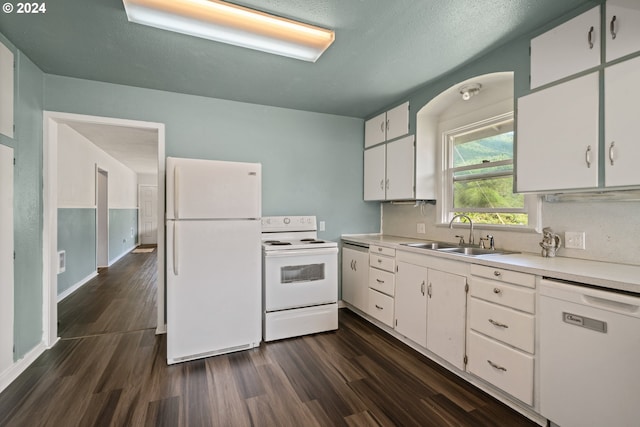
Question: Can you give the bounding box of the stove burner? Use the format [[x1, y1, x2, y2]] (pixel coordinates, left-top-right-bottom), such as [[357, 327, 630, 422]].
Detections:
[[300, 238, 315, 241], [308, 240, 325, 244], [263, 240, 280, 244], [269, 241, 292, 246]]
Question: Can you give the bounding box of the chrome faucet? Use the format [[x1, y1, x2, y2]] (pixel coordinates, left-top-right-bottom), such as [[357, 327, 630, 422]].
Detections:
[[449, 214, 474, 245]]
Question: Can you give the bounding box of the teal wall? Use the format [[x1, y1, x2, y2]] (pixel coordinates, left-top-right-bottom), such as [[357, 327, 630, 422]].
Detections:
[[0, 33, 44, 360], [42, 76, 381, 243], [57, 208, 96, 296], [108, 208, 138, 264]]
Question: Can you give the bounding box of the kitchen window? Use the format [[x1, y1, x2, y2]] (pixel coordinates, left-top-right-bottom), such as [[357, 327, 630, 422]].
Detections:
[[441, 112, 538, 229]]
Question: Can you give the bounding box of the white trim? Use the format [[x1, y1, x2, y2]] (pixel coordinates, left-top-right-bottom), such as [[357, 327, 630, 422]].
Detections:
[[56, 271, 98, 303], [43, 111, 166, 350], [0, 342, 47, 394]]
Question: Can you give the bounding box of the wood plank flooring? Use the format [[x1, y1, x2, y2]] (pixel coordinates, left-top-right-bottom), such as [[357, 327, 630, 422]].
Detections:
[[0, 248, 539, 426]]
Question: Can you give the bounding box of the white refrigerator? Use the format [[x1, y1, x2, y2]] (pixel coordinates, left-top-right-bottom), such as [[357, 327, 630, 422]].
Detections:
[[166, 157, 262, 365]]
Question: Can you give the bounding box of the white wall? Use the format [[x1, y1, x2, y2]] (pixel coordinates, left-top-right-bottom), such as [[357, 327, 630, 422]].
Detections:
[[57, 124, 137, 209]]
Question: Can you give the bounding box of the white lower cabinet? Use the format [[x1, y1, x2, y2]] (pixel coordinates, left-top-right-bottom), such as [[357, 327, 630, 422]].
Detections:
[[341, 244, 369, 312], [467, 265, 536, 405], [395, 255, 467, 370], [466, 331, 534, 405]]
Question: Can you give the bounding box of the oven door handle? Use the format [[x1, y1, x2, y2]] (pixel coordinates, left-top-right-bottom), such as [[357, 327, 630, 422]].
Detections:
[[264, 248, 338, 258]]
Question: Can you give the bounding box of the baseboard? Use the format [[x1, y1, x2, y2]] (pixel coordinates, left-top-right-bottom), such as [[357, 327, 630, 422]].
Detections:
[[108, 244, 137, 266], [0, 342, 47, 394], [57, 271, 98, 302]]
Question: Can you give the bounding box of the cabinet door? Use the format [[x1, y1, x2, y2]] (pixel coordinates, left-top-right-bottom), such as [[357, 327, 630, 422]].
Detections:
[[386, 135, 414, 200], [516, 72, 599, 192], [385, 102, 409, 141], [0, 41, 14, 138], [606, 0, 640, 62], [604, 56, 640, 188], [364, 145, 386, 200], [426, 269, 467, 370], [342, 247, 369, 312], [364, 112, 386, 148], [530, 6, 600, 88], [395, 262, 427, 347]]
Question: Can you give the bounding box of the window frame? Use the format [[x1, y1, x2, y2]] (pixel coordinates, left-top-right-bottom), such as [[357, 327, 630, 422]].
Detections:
[[440, 112, 540, 231]]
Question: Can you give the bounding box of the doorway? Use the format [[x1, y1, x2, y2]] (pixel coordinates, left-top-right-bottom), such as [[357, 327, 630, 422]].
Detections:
[[43, 112, 166, 347], [96, 168, 109, 268]]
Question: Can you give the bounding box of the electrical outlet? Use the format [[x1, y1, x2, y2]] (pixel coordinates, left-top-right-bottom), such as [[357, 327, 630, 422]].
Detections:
[[565, 231, 586, 250], [319, 221, 325, 231], [417, 223, 426, 234]]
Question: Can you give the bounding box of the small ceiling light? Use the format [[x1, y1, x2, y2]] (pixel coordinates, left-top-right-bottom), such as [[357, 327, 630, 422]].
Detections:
[[459, 83, 482, 101], [122, 0, 335, 62]]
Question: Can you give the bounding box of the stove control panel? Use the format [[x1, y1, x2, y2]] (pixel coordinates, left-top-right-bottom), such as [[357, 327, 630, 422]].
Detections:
[[262, 216, 317, 232]]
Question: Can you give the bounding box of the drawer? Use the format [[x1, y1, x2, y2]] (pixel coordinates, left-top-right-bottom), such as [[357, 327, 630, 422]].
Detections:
[[467, 330, 534, 405], [470, 264, 535, 288], [468, 298, 534, 353], [369, 267, 395, 296], [367, 288, 394, 327], [470, 277, 535, 313], [370, 253, 395, 272], [370, 245, 396, 257]]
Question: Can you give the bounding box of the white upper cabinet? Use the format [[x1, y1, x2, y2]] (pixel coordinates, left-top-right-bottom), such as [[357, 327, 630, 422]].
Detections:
[[0, 41, 14, 138], [364, 134, 414, 201], [363, 144, 386, 200], [606, 0, 640, 62], [604, 56, 640, 188], [517, 72, 600, 192], [364, 112, 386, 148], [530, 6, 600, 89], [364, 102, 409, 148]]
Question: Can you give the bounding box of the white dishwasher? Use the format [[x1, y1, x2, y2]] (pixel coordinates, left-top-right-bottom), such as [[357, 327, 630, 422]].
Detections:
[[539, 279, 640, 427]]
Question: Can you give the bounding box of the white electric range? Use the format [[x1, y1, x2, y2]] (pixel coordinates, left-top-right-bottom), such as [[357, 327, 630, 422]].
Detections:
[[261, 216, 338, 341]]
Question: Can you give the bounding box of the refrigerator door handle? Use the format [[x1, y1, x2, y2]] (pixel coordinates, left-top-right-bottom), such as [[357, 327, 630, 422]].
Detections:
[[174, 166, 180, 219], [173, 221, 179, 276]]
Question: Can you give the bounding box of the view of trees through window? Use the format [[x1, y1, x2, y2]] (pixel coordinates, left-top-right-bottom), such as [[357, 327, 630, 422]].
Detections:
[[448, 117, 528, 226]]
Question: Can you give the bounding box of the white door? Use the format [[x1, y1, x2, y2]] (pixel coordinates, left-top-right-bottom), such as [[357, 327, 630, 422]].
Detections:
[[364, 112, 386, 148], [395, 262, 427, 347], [166, 157, 261, 220], [0, 144, 14, 374], [385, 102, 409, 141], [138, 185, 158, 245], [386, 135, 414, 200], [341, 246, 368, 312], [96, 168, 108, 268], [426, 269, 467, 370], [517, 72, 599, 192], [167, 219, 261, 364], [363, 145, 386, 200], [604, 56, 640, 187]]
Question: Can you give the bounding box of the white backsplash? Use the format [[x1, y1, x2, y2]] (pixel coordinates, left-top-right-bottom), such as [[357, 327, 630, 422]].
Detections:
[[381, 200, 640, 266]]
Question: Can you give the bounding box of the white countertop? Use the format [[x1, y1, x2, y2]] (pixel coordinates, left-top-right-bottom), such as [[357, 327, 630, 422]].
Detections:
[[342, 234, 640, 294]]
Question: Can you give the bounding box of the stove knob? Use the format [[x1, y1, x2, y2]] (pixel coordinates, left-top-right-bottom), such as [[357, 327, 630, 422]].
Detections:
[[283, 217, 290, 224]]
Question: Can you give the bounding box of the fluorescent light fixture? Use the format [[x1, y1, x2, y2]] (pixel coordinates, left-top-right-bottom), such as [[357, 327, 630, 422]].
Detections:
[[122, 0, 335, 62]]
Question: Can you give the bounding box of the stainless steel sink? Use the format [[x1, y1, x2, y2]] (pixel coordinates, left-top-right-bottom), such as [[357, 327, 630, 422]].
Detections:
[[401, 242, 458, 250], [401, 241, 518, 257], [438, 247, 518, 257]]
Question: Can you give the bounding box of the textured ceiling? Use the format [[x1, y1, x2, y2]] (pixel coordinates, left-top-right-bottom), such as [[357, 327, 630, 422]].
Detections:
[[0, 0, 592, 118]]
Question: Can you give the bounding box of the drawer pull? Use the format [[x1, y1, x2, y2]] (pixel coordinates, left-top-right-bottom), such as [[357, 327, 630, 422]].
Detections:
[[487, 360, 507, 372], [493, 288, 502, 294], [377, 259, 382, 263], [493, 271, 502, 277], [378, 247, 383, 252], [376, 279, 385, 284], [488, 319, 509, 328], [375, 304, 384, 310]]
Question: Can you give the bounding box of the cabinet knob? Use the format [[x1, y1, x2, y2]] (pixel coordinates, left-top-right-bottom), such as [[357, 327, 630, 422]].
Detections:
[[493, 287, 502, 294], [493, 271, 502, 277]]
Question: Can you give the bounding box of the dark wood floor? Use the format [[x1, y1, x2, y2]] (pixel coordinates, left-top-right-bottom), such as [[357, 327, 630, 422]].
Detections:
[[0, 248, 538, 427]]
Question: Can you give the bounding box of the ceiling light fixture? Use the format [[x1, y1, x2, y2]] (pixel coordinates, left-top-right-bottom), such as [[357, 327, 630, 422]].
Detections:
[[459, 83, 482, 101], [122, 0, 335, 62]]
